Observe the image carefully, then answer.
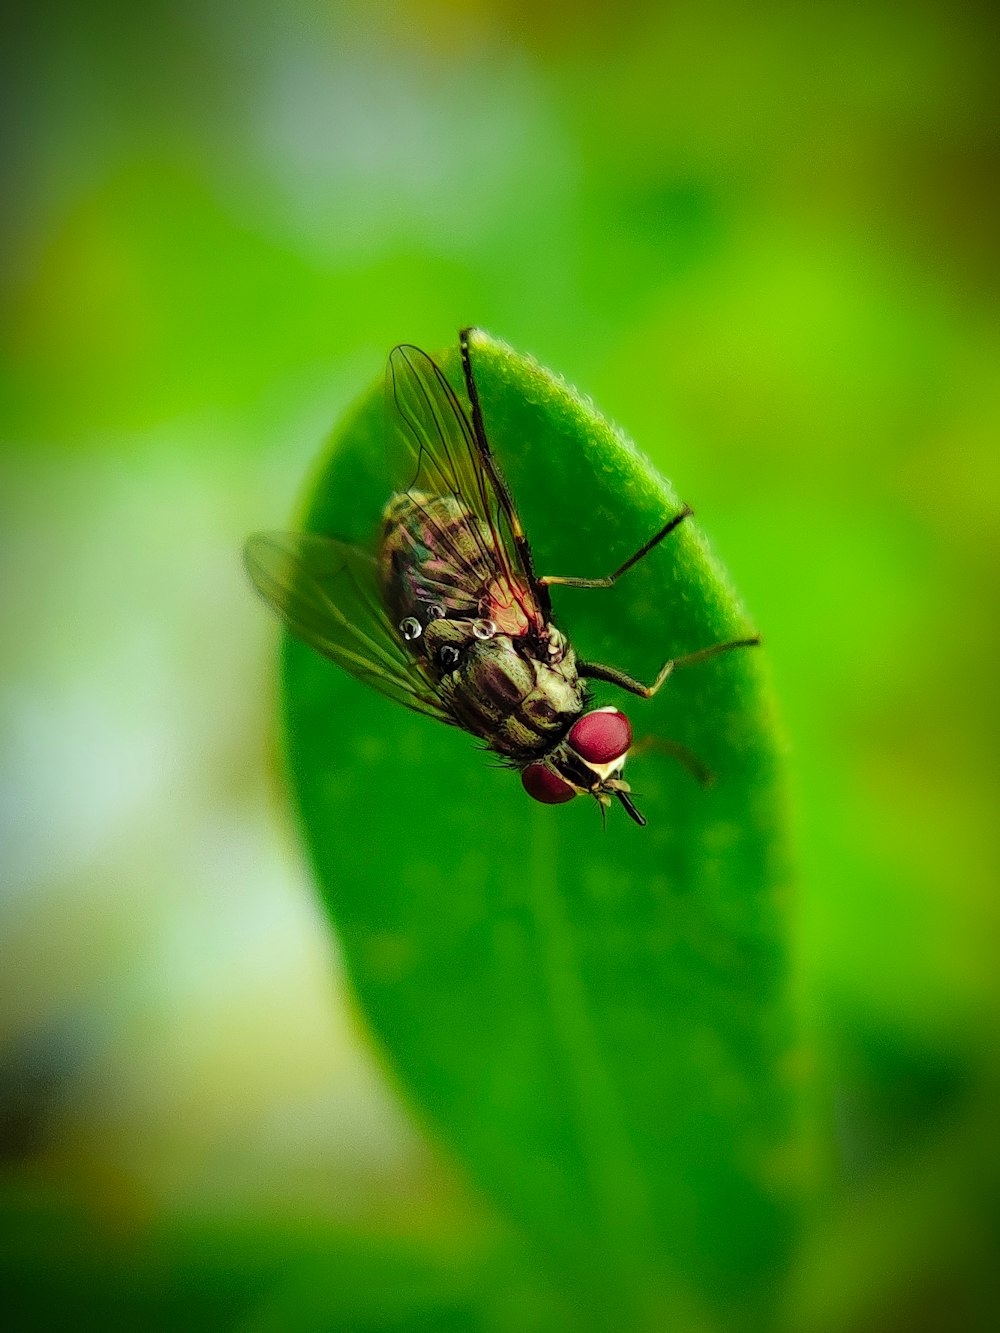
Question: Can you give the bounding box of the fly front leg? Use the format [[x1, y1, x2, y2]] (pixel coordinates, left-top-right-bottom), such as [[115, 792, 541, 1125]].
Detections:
[[539, 505, 693, 590], [578, 635, 761, 697]]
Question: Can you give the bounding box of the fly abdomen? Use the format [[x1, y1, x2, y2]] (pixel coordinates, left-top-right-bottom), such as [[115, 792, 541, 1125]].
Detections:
[[380, 491, 494, 623]]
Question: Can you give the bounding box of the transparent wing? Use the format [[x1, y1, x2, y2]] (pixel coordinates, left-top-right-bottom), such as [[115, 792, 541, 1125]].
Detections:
[[385, 343, 540, 617], [245, 530, 451, 722]]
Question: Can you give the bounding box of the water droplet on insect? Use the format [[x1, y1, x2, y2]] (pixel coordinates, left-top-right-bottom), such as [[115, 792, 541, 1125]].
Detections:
[[472, 618, 497, 640], [400, 617, 422, 641], [426, 604, 446, 621]]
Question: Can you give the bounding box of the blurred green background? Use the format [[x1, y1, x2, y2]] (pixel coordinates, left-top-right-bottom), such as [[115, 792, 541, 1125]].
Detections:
[[2, 1, 997, 1329]]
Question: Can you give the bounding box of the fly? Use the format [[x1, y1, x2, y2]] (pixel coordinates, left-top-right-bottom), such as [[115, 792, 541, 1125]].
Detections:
[[244, 328, 759, 826]]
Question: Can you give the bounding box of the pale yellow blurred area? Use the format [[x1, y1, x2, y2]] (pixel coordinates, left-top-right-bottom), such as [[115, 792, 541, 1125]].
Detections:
[[0, 434, 431, 1223]]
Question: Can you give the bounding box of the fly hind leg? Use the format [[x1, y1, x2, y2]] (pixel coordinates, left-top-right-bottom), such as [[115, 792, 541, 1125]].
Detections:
[[539, 505, 693, 590], [631, 736, 715, 787]]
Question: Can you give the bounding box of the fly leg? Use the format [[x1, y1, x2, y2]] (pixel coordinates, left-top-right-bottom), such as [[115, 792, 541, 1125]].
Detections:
[[578, 635, 761, 697], [631, 735, 715, 787], [539, 505, 693, 589]]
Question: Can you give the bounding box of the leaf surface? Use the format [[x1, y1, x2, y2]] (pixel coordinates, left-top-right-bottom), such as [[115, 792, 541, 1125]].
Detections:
[[281, 331, 799, 1332]]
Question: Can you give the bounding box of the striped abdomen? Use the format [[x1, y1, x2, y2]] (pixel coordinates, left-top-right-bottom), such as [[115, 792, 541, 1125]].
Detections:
[[379, 491, 541, 636]]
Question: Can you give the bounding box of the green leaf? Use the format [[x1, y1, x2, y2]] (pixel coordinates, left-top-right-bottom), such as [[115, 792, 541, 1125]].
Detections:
[[280, 331, 801, 1332]]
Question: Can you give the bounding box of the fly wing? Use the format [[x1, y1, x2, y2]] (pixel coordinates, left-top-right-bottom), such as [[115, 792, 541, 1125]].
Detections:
[[245, 530, 451, 722], [385, 343, 544, 625]]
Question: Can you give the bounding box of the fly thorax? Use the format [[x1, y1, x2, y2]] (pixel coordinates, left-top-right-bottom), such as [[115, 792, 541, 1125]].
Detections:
[[417, 616, 470, 669], [519, 653, 585, 732], [493, 646, 587, 757], [431, 634, 535, 742], [543, 625, 568, 665]]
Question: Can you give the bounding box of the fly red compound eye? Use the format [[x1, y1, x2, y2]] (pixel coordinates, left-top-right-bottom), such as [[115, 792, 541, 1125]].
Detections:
[[521, 763, 576, 804], [568, 708, 632, 765]]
